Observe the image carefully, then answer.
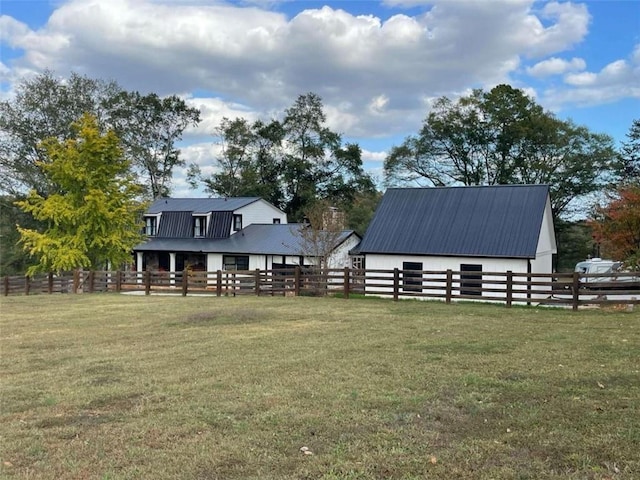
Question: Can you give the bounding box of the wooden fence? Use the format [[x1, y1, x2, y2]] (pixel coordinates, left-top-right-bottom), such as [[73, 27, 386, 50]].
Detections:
[[3, 267, 639, 310]]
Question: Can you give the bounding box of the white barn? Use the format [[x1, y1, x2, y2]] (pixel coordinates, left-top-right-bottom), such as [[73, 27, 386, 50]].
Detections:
[[353, 185, 557, 300]]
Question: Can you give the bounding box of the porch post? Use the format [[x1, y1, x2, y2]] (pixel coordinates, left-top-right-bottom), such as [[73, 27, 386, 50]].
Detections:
[[136, 252, 144, 283], [169, 252, 177, 285]]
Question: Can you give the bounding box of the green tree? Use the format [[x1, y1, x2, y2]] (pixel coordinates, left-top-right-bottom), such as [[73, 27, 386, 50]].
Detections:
[[0, 195, 39, 275], [384, 84, 618, 218], [620, 118, 640, 184], [15, 114, 146, 274], [554, 219, 596, 272], [105, 91, 201, 198], [187, 117, 285, 207], [0, 71, 121, 196], [342, 190, 383, 235], [189, 93, 376, 221]]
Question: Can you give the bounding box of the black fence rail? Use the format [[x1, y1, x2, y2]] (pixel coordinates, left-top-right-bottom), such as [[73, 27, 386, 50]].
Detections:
[[3, 268, 639, 310]]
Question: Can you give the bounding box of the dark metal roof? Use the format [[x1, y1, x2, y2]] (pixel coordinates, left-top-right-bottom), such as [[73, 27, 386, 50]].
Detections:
[[147, 197, 260, 214], [356, 185, 550, 258], [156, 211, 193, 238], [208, 211, 233, 239], [134, 224, 359, 256]]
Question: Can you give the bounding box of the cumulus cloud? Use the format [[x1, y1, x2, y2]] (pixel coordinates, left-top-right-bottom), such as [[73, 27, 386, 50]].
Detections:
[[541, 43, 640, 108], [1, 0, 638, 180], [0, 0, 602, 141], [527, 57, 586, 77]]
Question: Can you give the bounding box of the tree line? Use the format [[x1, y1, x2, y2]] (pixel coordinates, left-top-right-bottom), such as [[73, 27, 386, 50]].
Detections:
[[0, 72, 638, 274]]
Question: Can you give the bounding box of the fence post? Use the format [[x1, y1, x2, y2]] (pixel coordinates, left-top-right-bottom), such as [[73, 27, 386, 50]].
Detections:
[[73, 269, 80, 294], [25, 275, 30, 296], [294, 266, 301, 297], [506, 271, 513, 308], [445, 269, 452, 304], [88, 271, 95, 293], [343, 267, 350, 299], [572, 271, 580, 311], [3, 276, 8, 296], [393, 268, 399, 301], [182, 269, 188, 296], [255, 269, 261, 296], [216, 270, 222, 297], [116, 271, 122, 293], [48, 272, 54, 294], [144, 270, 151, 296]]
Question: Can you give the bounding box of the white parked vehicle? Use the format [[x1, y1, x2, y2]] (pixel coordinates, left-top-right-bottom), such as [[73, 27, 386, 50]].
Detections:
[[574, 258, 639, 289]]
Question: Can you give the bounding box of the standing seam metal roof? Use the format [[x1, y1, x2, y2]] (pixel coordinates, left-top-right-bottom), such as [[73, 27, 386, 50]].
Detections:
[[133, 224, 359, 255], [147, 197, 261, 214], [355, 185, 550, 258]]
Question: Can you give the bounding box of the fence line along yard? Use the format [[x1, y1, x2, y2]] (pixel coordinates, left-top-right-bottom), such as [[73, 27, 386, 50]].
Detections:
[[3, 267, 639, 310]]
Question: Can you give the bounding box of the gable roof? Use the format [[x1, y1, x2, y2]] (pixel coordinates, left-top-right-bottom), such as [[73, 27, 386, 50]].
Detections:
[[356, 185, 550, 259], [146, 197, 261, 214], [134, 224, 359, 256]]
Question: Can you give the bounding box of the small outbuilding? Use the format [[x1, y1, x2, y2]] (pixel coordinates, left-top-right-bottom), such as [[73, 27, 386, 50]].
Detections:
[[353, 184, 557, 298]]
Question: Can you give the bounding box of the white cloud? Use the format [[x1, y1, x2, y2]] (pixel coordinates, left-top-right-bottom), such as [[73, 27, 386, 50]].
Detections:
[[184, 96, 257, 138], [542, 43, 640, 108], [362, 149, 387, 164], [521, 1, 590, 58], [1, 0, 638, 157], [527, 57, 586, 77]]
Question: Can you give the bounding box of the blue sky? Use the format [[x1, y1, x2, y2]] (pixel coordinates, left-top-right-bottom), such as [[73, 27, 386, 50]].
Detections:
[[1, 0, 639, 196]]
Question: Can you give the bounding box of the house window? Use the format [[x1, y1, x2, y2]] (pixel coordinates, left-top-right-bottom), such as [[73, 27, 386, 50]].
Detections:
[[143, 216, 157, 236], [460, 264, 482, 296], [193, 216, 206, 237], [402, 262, 423, 292], [223, 255, 249, 271], [273, 218, 281, 224], [233, 214, 243, 231]]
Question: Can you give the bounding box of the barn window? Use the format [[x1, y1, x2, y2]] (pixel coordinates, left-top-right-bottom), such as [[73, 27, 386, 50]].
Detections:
[[402, 262, 423, 292], [460, 264, 482, 296]]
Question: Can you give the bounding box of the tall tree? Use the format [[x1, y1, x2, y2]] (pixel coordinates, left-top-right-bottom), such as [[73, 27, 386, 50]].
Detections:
[[187, 117, 285, 207], [589, 184, 640, 268], [105, 91, 201, 198], [384, 84, 618, 218], [15, 115, 146, 274], [189, 93, 376, 221], [281, 93, 375, 219], [620, 118, 640, 184], [0, 71, 121, 196]]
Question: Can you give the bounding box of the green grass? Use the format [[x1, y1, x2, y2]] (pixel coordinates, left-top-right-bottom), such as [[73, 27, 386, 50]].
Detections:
[[1, 294, 638, 479]]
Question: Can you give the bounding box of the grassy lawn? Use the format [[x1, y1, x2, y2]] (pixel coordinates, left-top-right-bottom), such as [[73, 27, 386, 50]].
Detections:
[[1, 294, 638, 479]]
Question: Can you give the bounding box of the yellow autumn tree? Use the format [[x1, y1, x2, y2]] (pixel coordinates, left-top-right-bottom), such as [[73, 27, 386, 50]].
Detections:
[[16, 114, 147, 274]]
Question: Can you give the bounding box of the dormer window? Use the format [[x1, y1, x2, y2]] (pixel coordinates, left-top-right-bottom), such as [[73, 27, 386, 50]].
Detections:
[[144, 216, 157, 236], [193, 216, 206, 237], [233, 214, 243, 231]]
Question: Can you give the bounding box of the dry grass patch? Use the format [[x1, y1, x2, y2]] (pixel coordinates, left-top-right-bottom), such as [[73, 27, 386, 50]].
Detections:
[[1, 294, 638, 479]]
